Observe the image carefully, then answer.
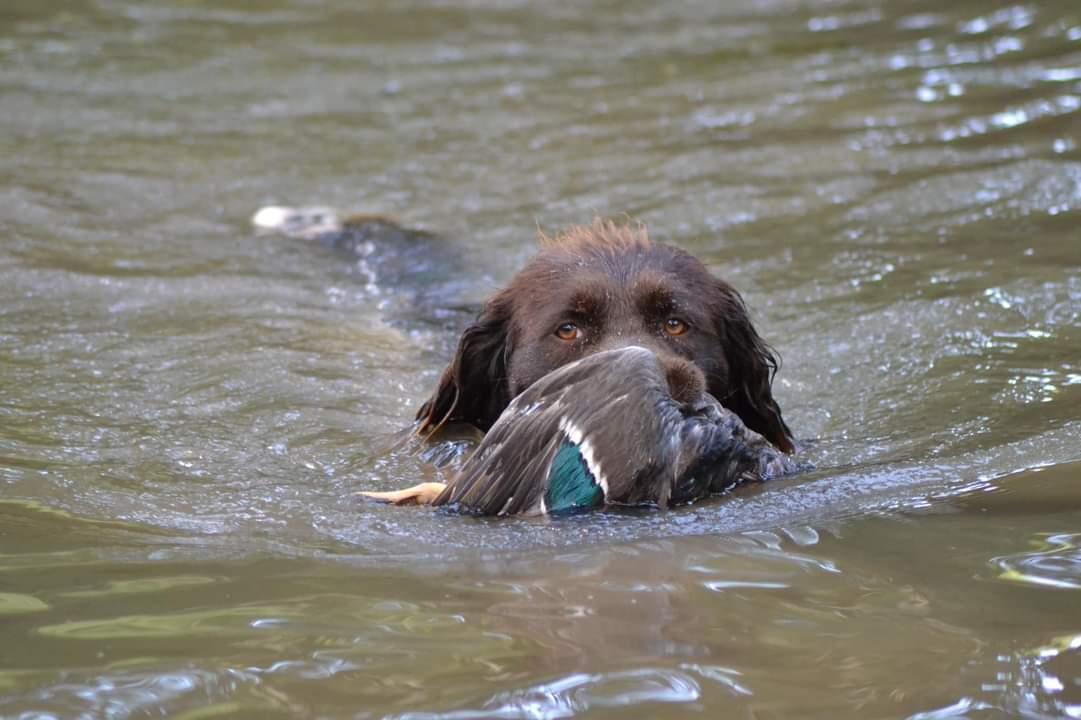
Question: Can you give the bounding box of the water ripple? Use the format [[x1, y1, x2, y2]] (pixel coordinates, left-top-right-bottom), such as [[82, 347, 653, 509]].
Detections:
[[394, 668, 702, 719], [993, 533, 1081, 590]]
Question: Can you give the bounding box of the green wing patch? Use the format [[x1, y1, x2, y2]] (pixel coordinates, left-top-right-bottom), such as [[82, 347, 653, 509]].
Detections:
[[545, 440, 605, 513]]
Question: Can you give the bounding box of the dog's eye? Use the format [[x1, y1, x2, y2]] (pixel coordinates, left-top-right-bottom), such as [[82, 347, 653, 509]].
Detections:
[[663, 318, 689, 336], [555, 322, 580, 341]]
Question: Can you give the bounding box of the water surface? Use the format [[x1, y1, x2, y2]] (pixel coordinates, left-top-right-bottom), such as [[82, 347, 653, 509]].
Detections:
[[2, 0, 1080, 717]]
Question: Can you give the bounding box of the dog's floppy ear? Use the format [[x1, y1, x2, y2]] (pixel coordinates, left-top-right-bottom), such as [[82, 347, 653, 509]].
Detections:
[[416, 291, 513, 436], [713, 284, 795, 454]]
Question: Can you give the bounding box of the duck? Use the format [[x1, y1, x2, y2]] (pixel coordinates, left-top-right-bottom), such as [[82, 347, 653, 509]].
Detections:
[[362, 346, 797, 516]]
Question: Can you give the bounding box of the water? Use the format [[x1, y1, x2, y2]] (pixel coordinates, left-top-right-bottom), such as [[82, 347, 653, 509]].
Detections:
[[2, 0, 1080, 717]]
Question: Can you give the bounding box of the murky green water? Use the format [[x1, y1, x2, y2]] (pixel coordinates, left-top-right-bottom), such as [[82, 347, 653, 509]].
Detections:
[[2, 0, 1080, 717]]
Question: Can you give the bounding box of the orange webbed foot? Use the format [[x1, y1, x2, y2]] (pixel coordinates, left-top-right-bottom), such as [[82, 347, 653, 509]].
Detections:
[[357, 482, 447, 506]]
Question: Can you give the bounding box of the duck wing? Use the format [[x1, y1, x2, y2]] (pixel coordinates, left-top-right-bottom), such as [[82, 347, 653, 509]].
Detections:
[[433, 347, 685, 515]]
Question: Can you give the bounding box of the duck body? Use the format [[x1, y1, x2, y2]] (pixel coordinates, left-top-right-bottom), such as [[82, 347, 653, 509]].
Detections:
[[432, 346, 797, 516]]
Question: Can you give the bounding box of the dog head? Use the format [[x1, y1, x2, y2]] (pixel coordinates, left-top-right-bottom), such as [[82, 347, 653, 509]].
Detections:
[[417, 220, 794, 453]]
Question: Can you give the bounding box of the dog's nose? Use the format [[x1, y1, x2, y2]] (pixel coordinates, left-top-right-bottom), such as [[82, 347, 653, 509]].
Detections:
[[661, 355, 706, 405]]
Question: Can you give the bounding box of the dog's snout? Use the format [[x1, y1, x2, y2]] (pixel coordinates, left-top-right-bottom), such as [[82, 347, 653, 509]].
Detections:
[[593, 336, 705, 404], [662, 356, 706, 405]]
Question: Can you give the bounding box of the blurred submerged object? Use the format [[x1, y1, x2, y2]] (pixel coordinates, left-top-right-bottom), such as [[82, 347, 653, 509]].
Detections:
[[251, 205, 468, 320], [251, 204, 438, 251], [363, 346, 799, 516], [251, 205, 342, 239]]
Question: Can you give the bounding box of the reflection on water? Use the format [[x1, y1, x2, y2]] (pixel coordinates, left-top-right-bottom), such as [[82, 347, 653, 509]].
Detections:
[[995, 533, 1081, 590], [1, 0, 1081, 717], [4, 465, 1081, 718]]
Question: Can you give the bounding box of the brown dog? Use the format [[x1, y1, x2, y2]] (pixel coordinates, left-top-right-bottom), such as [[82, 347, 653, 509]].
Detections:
[[363, 219, 794, 506]]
